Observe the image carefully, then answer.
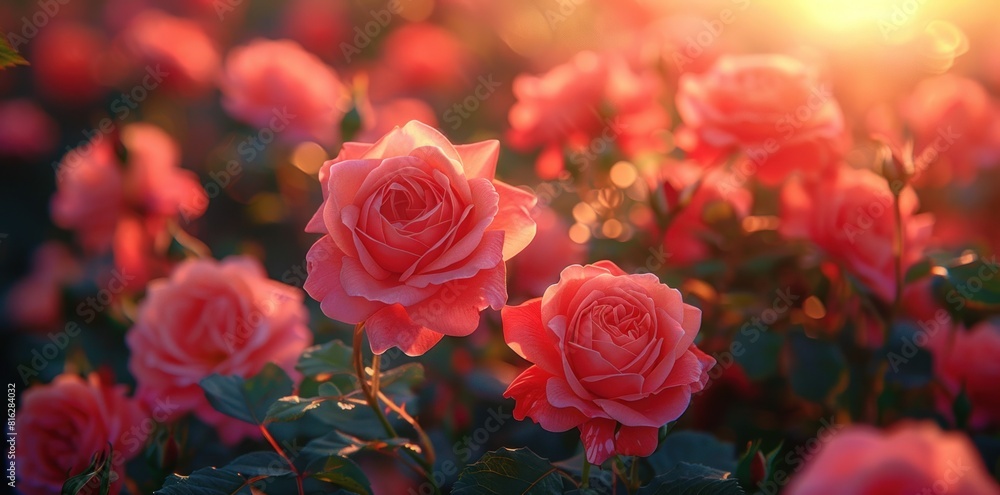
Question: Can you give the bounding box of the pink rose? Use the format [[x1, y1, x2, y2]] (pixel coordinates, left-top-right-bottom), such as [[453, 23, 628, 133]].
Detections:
[[780, 167, 933, 303], [787, 422, 1000, 495], [304, 120, 537, 356], [0, 99, 58, 159], [19, 373, 147, 495], [279, 0, 353, 62], [367, 24, 473, 100], [503, 261, 715, 464], [51, 123, 206, 254], [31, 22, 107, 105], [507, 51, 670, 179], [929, 321, 1000, 429], [676, 54, 847, 185], [127, 256, 312, 444], [220, 39, 350, 146], [650, 161, 753, 265], [5, 242, 80, 330], [900, 75, 1000, 185], [355, 97, 439, 144], [118, 10, 220, 95]]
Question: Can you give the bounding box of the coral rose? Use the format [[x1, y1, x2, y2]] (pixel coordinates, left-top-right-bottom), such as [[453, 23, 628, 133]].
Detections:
[[676, 54, 846, 185], [118, 10, 220, 95], [900, 75, 1000, 185], [651, 161, 753, 265], [503, 261, 715, 464], [127, 256, 312, 444], [220, 38, 349, 146], [305, 121, 537, 356], [508, 51, 670, 179], [929, 321, 1000, 429], [786, 422, 1000, 495], [780, 168, 933, 303], [51, 123, 206, 254], [19, 373, 147, 495]]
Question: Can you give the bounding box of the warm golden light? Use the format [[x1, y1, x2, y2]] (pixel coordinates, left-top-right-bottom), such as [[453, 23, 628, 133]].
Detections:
[[602, 218, 623, 238], [569, 223, 592, 244], [573, 202, 598, 224], [290, 141, 328, 175], [610, 161, 638, 189]]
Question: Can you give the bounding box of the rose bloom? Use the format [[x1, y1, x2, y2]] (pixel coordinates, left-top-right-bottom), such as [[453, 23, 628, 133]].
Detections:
[[899, 75, 1000, 185], [928, 321, 1000, 429], [0, 99, 58, 160], [127, 256, 312, 444], [786, 422, 1000, 495], [367, 23, 473, 100], [508, 51, 670, 179], [51, 123, 205, 254], [30, 22, 107, 105], [279, 0, 353, 62], [650, 161, 753, 265], [355, 97, 439, 143], [118, 10, 220, 95], [19, 373, 147, 495], [305, 120, 537, 356], [508, 205, 588, 300], [220, 39, 350, 146], [503, 261, 715, 464], [5, 242, 80, 330], [780, 167, 933, 303], [676, 54, 847, 185]]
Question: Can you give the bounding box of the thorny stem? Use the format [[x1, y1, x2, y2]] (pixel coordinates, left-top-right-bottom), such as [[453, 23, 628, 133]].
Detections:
[[260, 424, 303, 495], [352, 323, 441, 495]]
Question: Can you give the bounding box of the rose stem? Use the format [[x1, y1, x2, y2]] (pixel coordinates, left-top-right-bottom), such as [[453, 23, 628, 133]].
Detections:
[[581, 457, 591, 488], [352, 323, 441, 495]]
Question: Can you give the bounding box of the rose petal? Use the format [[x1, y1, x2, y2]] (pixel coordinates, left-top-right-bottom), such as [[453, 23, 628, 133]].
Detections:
[[490, 180, 537, 260], [455, 140, 499, 180], [504, 366, 587, 432], [502, 298, 564, 375], [304, 236, 384, 323], [407, 262, 506, 336], [614, 425, 659, 458], [365, 304, 444, 356], [580, 418, 617, 464]]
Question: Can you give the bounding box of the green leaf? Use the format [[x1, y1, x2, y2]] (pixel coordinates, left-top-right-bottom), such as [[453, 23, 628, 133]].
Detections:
[[298, 340, 354, 377], [637, 463, 745, 495], [452, 448, 574, 494], [905, 258, 933, 283], [787, 330, 847, 403], [305, 455, 372, 495], [157, 468, 269, 494], [200, 363, 293, 425], [62, 448, 113, 495], [265, 395, 329, 423], [297, 340, 360, 392], [933, 255, 1000, 316], [648, 430, 737, 475], [0, 38, 28, 69], [378, 362, 424, 389]]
